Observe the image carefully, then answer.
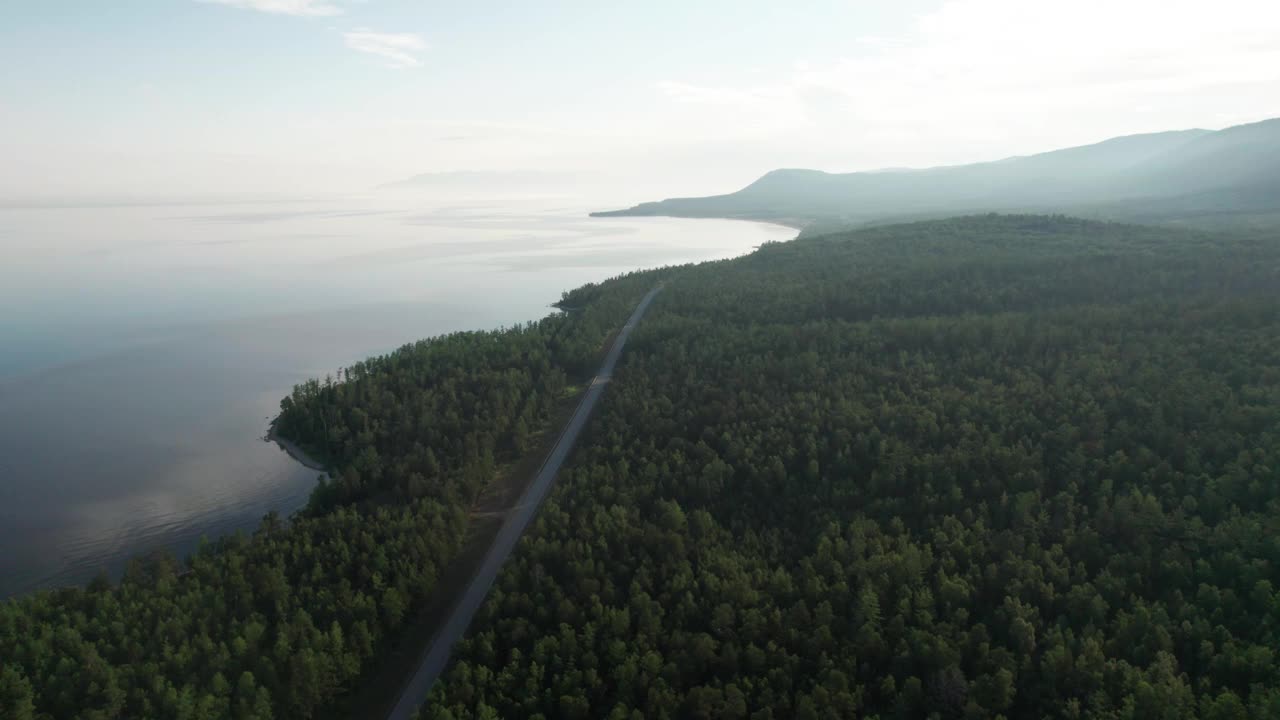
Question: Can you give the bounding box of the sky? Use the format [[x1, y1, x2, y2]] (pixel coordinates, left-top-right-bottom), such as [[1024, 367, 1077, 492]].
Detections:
[[2, 0, 1279, 202]]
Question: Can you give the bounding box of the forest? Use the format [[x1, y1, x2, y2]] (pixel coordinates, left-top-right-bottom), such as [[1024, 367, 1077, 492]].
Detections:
[[0, 272, 657, 719], [2, 214, 1278, 719], [417, 216, 1280, 719]]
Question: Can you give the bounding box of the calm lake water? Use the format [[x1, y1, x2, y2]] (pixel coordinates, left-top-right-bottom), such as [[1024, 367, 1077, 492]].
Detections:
[[0, 192, 793, 597]]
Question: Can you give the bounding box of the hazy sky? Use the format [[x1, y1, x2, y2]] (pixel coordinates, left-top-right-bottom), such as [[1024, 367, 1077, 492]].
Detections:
[[2, 0, 1278, 201]]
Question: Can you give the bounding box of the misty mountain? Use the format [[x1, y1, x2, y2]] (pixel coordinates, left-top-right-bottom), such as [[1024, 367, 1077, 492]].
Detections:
[[593, 118, 1280, 228]]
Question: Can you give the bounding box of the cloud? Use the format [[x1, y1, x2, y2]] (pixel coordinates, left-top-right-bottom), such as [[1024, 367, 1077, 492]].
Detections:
[[651, 0, 1280, 168], [198, 0, 343, 16], [796, 0, 1280, 110], [657, 81, 780, 107], [343, 29, 427, 69], [655, 80, 811, 138]]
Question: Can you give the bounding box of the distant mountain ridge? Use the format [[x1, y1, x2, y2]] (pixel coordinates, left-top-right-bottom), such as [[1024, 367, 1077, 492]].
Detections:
[[592, 118, 1280, 229]]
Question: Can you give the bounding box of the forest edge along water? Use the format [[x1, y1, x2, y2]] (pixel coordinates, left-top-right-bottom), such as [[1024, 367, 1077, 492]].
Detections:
[[6, 213, 1280, 718], [266, 428, 329, 474], [0, 199, 793, 599]]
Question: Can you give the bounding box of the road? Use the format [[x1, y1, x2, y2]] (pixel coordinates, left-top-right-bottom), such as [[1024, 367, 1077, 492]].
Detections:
[[386, 284, 664, 720]]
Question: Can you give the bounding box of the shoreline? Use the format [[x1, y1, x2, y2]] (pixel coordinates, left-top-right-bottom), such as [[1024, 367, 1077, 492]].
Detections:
[[0, 209, 788, 602], [588, 210, 808, 232], [263, 211, 794, 483], [266, 426, 329, 474], [739, 216, 808, 231]]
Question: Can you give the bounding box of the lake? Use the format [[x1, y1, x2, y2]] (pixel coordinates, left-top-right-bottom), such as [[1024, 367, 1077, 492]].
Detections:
[[0, 192, 793, 597]]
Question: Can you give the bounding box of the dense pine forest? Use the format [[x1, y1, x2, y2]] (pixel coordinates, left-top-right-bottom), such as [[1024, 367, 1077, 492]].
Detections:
[[0, 277, 656, 719], [418, 216, 1280, 719], [2, 214, 1279, 719]]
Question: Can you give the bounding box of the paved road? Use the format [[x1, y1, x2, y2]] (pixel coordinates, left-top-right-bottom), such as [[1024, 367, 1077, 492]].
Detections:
[[386, 284, 665, 720]]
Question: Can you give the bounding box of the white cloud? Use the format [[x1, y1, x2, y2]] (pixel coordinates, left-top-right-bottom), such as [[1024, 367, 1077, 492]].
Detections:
[[343, 29, 427, 69], [655, 80, 811, 138], [651, 0, 1280, 169], [198, 0, 343, 16]]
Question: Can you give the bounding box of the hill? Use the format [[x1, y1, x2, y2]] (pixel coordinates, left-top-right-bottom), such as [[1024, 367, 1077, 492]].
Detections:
[[593, 119, 1280, 228]]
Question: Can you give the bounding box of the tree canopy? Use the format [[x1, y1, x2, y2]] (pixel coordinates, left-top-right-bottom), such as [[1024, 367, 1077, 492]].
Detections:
[[0, 271, 657, 719], [421, 215, 1280, 719], [4, 214, 1279, 720]]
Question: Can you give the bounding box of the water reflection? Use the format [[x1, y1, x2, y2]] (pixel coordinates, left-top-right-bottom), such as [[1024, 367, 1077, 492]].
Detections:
[[0, 195, 793, 596]]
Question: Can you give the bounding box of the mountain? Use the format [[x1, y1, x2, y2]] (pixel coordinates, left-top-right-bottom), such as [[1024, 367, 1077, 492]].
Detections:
[[1122, 118, 1280, 197], [592, 118, 1280, 228]]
